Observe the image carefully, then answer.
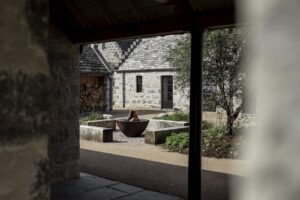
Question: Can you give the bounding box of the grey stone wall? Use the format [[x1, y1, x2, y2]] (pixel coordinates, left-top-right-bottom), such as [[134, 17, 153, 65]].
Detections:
[[98, 42, 124, 68], [107, 35, 190, 111], [110, 34, 190, 111], [0, 1, 80, 199], [0, 0, 51, 199], [113, 71, 189, 110], [48, 24, 80, 182]]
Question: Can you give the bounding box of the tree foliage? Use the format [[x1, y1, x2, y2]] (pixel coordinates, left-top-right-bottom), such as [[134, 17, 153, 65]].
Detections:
[[166, 28, 246, 135]]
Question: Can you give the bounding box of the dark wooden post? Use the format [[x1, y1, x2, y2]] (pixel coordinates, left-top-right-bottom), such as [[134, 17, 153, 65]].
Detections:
[[188, 25, 203, 200]]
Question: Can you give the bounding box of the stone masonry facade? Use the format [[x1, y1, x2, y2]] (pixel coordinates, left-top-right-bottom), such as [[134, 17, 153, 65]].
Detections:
[[113, 71, 189, 110], [96, 34, 190, 111]]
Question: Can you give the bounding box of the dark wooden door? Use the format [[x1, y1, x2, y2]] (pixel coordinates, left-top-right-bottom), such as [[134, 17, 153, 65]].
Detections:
[[161, 76, 173, 109]]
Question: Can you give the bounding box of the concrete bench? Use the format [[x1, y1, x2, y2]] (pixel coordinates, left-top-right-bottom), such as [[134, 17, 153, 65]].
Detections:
[[80, 125, 113, 143], [145, 126, 189, 145], [81, 119, 116, 130]]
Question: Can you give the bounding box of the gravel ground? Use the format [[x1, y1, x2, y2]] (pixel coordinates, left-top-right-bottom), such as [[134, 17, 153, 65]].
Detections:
[[113, 128, 145, 144]]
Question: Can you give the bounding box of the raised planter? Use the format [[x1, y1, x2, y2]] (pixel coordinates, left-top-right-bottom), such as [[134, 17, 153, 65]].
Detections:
[[145, 126, 189, 144], [81, 119, 116, 130], [80, 125, 113, 142], [145, 119, 189, 144], [147, 119, 189, 129], [116, 119, 149, 137]]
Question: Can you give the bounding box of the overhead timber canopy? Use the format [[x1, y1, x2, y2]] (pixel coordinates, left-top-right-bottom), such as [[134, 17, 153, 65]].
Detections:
[[51, 0, 235, 43]]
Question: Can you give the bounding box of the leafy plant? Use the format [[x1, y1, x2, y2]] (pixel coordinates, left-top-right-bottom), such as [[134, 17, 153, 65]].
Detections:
[[164, 125, 246, 159], [165, 132, 189, 152], [79, 112, 104, 123], [202, 120, 214, 130]]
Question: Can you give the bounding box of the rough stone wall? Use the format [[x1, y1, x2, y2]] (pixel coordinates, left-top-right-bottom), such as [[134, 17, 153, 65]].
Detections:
[[48, 25, 80, 182], [0, 1, 81, 199], [111, 34, 190, 111], [98, 42, 123, 68], [113, 71, 189, 110], [0, 0, 51, 199], [203, 111, 256, 127]]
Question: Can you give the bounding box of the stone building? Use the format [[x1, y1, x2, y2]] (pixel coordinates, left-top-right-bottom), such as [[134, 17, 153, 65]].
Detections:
[[80, 34, 190, 111], [79, 45, 112, 112]]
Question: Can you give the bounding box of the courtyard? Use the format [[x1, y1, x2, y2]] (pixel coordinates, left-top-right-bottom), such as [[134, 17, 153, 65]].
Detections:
[[78, 111, 248, 199]]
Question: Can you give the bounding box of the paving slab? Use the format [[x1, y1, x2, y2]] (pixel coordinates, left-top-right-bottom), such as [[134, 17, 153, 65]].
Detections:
[[62, 176, 118, 191], [52, 173, 185, 200], [109, 183, 144, 194], [51, 184, 82, 198], [115, 190, 182, 200], [68, 187, 126, 200]]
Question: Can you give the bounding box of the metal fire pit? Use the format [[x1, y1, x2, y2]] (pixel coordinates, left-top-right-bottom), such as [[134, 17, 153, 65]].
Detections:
[[116, 119, 149, 137]]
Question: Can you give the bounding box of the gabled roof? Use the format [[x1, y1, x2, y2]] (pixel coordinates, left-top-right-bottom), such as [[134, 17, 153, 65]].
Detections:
[[95, 34, 187, 72], [79, 45, 110, 75]]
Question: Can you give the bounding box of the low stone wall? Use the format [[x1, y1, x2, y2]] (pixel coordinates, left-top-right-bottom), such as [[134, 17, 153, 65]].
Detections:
[[81, 119, 116, 130], [203, 111, 256, 127], [80, 125, 113, 143], [145, 126, 189, 144], [145, 119, 189, 144], [146, 119, 189, 130]]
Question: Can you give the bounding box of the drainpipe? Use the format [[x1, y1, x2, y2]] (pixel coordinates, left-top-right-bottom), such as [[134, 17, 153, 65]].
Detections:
[[109, 75, 113, 111], [122, 72, 126, 108]]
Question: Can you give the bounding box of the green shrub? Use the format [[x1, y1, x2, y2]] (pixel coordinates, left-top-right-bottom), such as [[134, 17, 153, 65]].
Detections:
[[202, 120, 214, 130], [165, 132, 189, 152], [80, 112, 104, 123], [154, 112, 189, 122], [202, 125, 244, 158], [164, 125, 245, 159]]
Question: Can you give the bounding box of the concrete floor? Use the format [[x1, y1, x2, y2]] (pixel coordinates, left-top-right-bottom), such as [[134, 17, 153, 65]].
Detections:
[[80, 140, 247, 199], [51, 172, 184, 200]]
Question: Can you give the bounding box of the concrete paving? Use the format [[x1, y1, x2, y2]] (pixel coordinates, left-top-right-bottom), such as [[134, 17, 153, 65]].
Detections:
[[51, 173, 184, 200], [80, 140, 247, 199], [80, 140, 249, 176]]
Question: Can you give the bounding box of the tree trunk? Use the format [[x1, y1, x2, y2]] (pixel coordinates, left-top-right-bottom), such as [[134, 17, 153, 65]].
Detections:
[[226, 114, 234, 135]]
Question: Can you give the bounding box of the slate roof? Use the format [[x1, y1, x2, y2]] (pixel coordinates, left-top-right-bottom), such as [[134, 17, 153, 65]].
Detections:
[[80, 34, 188, 73], [79, 45, 110, 75], [119, 34, 188, 71]]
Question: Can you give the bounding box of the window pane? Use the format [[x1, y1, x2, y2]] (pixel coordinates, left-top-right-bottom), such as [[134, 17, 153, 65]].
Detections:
[[136, 76, 142, 92]]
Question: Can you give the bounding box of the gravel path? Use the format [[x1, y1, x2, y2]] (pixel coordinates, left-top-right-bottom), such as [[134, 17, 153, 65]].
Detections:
[[113, 129, 145, 144]]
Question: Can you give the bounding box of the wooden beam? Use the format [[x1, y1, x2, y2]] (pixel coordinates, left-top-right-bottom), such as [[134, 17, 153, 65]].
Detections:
[[70, 9, 235, 44], [64, 0, 92, 29], [96, 0, 118, 26], [127, 0, 146, 21], [164, 0, 194, 11]]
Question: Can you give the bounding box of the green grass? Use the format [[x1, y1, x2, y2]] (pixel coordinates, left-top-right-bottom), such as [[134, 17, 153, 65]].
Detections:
[[154, 112, 189, 122], [80, 112, 104, 123]]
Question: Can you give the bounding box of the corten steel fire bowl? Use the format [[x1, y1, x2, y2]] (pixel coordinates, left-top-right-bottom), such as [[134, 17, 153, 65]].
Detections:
[[116, 119, 149, 137]]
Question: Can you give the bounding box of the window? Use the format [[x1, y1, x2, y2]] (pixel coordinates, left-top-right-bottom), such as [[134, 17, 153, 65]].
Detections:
[[136, 76, 142, 92]]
